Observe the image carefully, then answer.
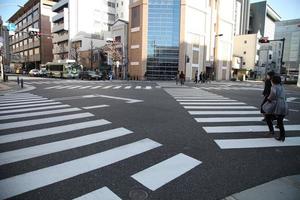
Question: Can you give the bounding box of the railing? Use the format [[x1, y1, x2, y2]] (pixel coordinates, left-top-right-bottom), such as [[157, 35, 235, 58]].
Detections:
[[52, 12, 64, 22], [52, 23, 65, 33], [52, 0, 68, 12]]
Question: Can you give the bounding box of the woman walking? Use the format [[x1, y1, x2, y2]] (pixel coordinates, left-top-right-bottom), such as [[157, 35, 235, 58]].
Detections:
[[262, 75, 288, 142]]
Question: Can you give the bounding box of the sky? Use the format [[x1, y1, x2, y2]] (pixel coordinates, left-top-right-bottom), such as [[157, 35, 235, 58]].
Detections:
[[0, 0, 300, 23]]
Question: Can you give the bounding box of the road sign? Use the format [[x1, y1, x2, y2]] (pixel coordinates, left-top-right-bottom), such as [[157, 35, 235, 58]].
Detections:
[[7, 23, 16, 31]]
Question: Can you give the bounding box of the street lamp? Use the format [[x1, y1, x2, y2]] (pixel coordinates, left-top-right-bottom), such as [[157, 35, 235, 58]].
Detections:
[[213, 33, 223, 81]]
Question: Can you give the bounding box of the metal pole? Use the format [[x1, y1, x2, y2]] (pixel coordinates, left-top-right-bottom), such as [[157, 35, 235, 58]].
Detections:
[[280, 38, 285, 74]]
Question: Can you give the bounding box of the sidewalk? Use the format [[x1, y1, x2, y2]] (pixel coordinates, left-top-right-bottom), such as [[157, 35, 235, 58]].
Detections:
[[0, 80, 35, 95], [223, 175, 300, 200]]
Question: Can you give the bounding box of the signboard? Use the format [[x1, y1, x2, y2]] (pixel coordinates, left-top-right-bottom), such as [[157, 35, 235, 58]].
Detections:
[[7, 23, 16, 31]]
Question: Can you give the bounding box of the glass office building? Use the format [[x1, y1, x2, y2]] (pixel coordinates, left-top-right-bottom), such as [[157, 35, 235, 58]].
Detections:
[[146, 0, 180, 80]]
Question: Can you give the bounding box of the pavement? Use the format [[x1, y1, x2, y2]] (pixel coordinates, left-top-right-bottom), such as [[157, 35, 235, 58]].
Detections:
[[0, 76, 299, 199]]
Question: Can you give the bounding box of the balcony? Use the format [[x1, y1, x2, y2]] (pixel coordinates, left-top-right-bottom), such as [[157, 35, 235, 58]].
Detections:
[[28, 54, 40, 62], [53, 46, 68, 54], [52, 0, 68, 12], [52, 12, 64, 22], [53, 33, 69, 43], [52, 23, 65, 33]]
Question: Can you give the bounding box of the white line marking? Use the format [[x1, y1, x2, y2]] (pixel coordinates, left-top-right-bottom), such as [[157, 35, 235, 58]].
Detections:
[[215, 137, 300, 149], [0, 113, 94, 130], [177, 99, 236, 102], [0, 99, 54, 107], [113, 86, 122, 89], [132, 153, 201, 191], [102, 85, 113, 89], [56, 86, 73, 89], [181, 102, 246, 105], [82, 105, 110, 109], [0, 104, 70, 115], [98, 95, 143, 104], [0, 102, 61, 110], [155, 86, 161, 89], [0, 97, 47, 103], [90, 86, 102, 89], [0, 127, 132, 165], [189, 111, 260, 115], [203, 125, 300, 133], [73, 187, 121, 200], [145, 86, 152, 90], [68, 86, 81, 89], [45, 85, 62, 89], [195, 117, 264, 123], [174, 96, 228, 99], [0, 138, 161, 199], [0, 119, 111, 144], [0, 108, 81, 120], [184, 106, 256, 109], [135, 86, 142, 89], [78, 86, 92, 89], [124, 86, 131, 89]]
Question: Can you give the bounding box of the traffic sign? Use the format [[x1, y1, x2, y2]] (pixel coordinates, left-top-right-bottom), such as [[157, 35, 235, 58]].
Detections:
[[7, 23, 16, 31]]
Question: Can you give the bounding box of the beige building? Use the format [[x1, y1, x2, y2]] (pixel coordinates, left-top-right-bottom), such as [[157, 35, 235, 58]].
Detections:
[[128, 0, 248, 80], [8, 0, 57, 71], [233, 33, 259, 78]]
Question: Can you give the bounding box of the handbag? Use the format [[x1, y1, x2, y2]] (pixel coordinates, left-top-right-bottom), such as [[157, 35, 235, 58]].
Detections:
[[262, 100, 277, 114]]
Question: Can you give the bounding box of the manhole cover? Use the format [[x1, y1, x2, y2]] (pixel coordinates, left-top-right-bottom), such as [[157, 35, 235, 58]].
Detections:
[[129, 189, 148, 200]]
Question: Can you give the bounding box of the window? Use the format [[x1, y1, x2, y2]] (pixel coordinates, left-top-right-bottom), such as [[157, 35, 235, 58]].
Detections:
[[33, 9, 39, 17], [223, 60, 227, 66], [243, 62, 246, 65], [24, 39, 28, 45], [121, 1, 123, 6], [243, 51, 246, 54], [131, 6, 140, 28], [33, 22, 39, 29], [117, 3, 118, 7], [108, 1, 115, 8], [72, 41, 82, 48], [115, 36, 121, 42], [244, 40, 247, 44], [34, 47, 39, 54], [192, 50, 199, 64], [108, 13, 115, 21], [24, 50, 28, 56], [29, 49, 33, 55]]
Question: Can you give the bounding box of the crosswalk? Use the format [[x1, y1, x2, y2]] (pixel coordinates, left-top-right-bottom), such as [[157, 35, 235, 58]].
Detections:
[[165, 87, 300, 149], [0, 92, 201, 199], [198, 86, 263, 91], [43, 85, 160, 90]]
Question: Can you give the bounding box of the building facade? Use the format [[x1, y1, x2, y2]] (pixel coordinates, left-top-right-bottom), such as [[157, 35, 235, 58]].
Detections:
[[52, 0, 129, 71], [233, 33, 259, 78], [0, 17, 11, 71], [8, 0, 56, 71], [249, 1, 281, 40], [275, 19, 300, 76], [128, 0, 247, 81]]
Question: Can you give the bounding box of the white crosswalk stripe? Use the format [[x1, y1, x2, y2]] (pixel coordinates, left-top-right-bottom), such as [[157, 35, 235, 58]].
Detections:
[[42, 84, 159, 90], [73, 187, 121, 200], [0, 104, 70, 115], [164, 87, 300, 149], [124, 86, 131, 89], [135, 86, 142, 89], [0, 97, 47, 103], [0, 99, 54, 107], [132, 153, 201, 191], [0, 108, 81, 120], [113, 86, 122, 89], [82, 104, 110, 109], [90, 85, 102, 89], [0, 113, 94, 130], [0, 102, 61, 110]]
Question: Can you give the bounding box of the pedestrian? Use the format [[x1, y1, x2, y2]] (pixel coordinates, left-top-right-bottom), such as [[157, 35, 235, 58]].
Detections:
[[262, 75, 288, 141], [194, 71, 198, 84], [261, 71, 275, 120], [175, 71, 180, 85], [203, 72, 206, 83], [179, 71, 185, 85], [199, 72, 203, 83]]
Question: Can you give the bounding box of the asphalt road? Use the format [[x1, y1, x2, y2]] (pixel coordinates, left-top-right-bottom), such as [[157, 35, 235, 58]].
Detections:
[[0, 77, 300, 200]]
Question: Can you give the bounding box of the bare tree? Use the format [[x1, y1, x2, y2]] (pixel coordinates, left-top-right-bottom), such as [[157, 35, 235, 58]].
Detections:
[[89, 40, 94, 70], [70, 42, 80, 63], [102, 41, 122, 78]]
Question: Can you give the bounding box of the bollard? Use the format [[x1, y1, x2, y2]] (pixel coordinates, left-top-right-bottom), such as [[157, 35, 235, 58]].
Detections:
[[20, 78, 24, 88], [17, 76, 20, 85]]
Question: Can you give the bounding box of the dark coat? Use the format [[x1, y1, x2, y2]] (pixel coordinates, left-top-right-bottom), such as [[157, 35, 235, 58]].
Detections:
[[263, 79, 272, 96]]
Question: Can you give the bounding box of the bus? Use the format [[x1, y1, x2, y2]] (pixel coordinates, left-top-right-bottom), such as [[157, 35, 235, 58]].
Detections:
[[46, 61, 82, 78]]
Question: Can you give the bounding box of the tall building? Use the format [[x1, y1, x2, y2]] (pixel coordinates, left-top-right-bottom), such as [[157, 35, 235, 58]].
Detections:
[[52, 0, 129, 71], [234, 0, 250, 35], [128, 0, 245, 80], [8, 0, 57, 71], [249, 1, 281, 40], [0, 17, 11, 70], [275, 19, 300, 75]]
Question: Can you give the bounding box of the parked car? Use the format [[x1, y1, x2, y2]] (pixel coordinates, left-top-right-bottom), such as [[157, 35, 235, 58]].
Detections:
[[39, 68, 48, 77], [79, 70, 101, 80], [29, 69, 40, 77]]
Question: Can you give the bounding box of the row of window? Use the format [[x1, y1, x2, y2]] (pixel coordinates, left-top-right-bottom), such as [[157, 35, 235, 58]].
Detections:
[[11, 38, 39, 50], [14, 48, 40, 57], [10, 22, 39, 42], [15, 9, 39, 30]]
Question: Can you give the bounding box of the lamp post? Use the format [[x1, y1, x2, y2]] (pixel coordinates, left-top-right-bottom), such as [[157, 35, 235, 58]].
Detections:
[[213, 33, 223, 81]]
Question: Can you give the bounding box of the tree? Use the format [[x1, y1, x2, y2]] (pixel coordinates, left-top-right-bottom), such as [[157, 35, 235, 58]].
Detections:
[[89, 40, 94, 70], [102, 41, 123, 78], [70, 41, 81, 63]]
